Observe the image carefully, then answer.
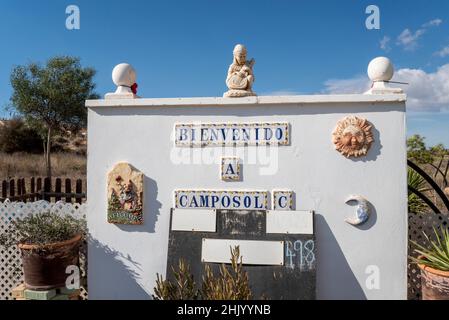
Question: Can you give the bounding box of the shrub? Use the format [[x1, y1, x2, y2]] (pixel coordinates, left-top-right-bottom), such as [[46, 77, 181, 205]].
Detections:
[[154, 259, 199, 300], [201, 246, 252, 300], [153, 246, 252, 300], [0, 118, 43, 154], [411, 227, 449, 271], [0, 212, 86, 250], [408, 168, 429, 214]]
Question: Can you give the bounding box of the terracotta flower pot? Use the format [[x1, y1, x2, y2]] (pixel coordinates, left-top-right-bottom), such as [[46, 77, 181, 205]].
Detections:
[[418, 261, 449, 300], [18, 234, 82, 290]]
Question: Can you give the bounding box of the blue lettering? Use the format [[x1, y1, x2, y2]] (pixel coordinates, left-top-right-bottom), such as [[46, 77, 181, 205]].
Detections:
[[254, 196, 263, 209], [220, 128, 229, 140], [275, 128, 283, 140], [179, 195, 188, 207], [232, 196, 241, 208], [190, 196, 199, 208], [201, 128, 208, 142], [243, 196, 251, 208], [221, 195, 231, 208], [242, 128, 250, 141], [210, 128, 219, 141], [264, 128, 273, 141], [232, 128, 239, 141], [278, 195, 287, 208], [199, 195, 209, 207], [225, 164, 236, 175], [211, 195, 219, 208], [178, 128, 188, 141]]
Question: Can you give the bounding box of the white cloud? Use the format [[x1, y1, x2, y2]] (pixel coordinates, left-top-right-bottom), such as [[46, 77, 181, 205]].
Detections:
[[322, 76, 371, 95], [423, 18, 443, 27], [322, 64, 449, 113], [435, 45, 449, 57], [262, 90, 302, 96], [397, 28, 425, 51], [380, 36, 391, 51], [396, 18, 442, 51], [395, 64, 449, 112]]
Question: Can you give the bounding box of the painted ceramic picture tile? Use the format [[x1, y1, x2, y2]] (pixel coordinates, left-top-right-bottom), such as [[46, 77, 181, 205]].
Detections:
[[107, 162, 144, 225]]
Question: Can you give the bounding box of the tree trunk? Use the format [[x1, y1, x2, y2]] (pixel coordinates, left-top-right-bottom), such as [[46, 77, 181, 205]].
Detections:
[[45, 126, 52, 179], [43, 140, 46, 163]]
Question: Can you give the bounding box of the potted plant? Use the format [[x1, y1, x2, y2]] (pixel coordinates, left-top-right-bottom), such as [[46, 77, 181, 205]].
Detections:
[[0, 211, 86, 290], [412, 227, 449, 300]]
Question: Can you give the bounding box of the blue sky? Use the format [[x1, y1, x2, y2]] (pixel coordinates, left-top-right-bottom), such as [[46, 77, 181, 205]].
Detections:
[[0, 0, 448, 146]]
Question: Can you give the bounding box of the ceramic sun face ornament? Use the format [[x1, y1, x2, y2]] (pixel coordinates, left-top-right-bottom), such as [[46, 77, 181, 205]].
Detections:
[[332, 116, 374, 158]]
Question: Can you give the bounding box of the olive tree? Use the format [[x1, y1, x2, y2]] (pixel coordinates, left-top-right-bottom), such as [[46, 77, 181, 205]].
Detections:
[[407, 135, 433, 164], [10, 56, 98, 178]]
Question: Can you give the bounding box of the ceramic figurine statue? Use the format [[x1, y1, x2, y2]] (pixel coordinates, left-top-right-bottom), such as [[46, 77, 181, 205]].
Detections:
[[224, 44, 256, 97]]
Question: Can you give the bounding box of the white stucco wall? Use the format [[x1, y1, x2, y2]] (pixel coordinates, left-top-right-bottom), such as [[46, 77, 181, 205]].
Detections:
[[86, 94, 407, 300]]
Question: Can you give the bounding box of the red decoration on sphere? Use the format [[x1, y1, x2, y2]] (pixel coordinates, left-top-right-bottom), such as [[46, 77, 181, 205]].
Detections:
[[131, 83, 138, 94]]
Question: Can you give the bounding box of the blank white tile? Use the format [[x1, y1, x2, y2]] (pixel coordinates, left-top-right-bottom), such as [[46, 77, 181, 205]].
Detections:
[[266, 210, 314, 235], [201, 239, 284, 265], [171, 209, 216, 232]]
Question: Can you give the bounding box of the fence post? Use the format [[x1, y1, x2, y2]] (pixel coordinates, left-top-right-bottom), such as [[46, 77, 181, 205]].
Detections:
[[9, 180, 15, 200], [18, 178, 24, 201], [76, 179, 83, 204], [30, 177, 35, 202], [21, 178, 27, 203], [37, 178, 42, 200], [17, 179, 22, 199], [1, 180, 7, 200], [43, 177, 51, 202], [65, 179, 72, 203], [55, 178, 62, 202]]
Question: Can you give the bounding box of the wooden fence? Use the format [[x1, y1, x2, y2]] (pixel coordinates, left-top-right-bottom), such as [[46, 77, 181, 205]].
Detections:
[[0, 177, 86, 203]]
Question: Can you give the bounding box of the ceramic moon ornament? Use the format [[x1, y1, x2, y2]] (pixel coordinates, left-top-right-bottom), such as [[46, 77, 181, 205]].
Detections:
[[345, 195, 370, 226]]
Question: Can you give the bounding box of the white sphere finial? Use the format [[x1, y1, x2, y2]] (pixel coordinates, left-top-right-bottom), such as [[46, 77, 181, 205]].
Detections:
[[112, 63, 137, 87], [367, 57, 394, 82]]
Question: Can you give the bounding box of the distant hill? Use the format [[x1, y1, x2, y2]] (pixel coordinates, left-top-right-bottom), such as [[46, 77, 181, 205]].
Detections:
[[52, 128, 87, 155], [0, 118, 87, 155]]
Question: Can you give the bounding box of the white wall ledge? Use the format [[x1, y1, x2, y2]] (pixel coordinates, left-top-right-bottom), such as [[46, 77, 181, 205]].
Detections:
[[85, 94, 406, 108]]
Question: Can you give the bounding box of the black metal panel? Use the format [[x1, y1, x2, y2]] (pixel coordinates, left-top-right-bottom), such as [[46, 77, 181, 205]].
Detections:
[[217, 210, 266, 236], [166, 209, 316, 300]]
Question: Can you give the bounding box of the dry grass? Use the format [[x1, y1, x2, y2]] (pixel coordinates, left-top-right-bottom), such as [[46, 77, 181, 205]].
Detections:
[[0, 152, 86, 180]]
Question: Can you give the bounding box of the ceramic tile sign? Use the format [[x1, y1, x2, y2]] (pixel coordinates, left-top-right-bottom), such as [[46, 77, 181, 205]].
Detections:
[[221, 157, 241, 181], [107, 162, 144, 225], [272, 190, 294, 210], [174, 190, 268, 210], [174, 122, 290, 147]]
